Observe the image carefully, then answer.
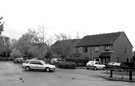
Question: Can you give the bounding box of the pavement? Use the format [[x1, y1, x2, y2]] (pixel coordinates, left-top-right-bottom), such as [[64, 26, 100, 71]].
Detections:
[[0, 61, 135, 86], [100, 70, 135, 82]]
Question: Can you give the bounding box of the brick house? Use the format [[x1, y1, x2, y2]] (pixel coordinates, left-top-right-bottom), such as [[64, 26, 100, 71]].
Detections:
[[75, 32, 133, 64]]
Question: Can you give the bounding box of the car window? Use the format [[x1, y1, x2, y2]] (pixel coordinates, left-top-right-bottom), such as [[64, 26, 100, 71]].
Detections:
[[24, 60, 29, 63], [30, 61, 43, 65], [95, 62, 100, 64], [37, 62, 43, 65], [30, 61, 39, 64]]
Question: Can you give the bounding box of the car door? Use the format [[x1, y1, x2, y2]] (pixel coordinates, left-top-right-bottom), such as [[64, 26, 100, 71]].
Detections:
[[94, 62, 101, 69], [37, 62, 45, 70], [96, 62, 104, 69], [29, 61, 39, 69]]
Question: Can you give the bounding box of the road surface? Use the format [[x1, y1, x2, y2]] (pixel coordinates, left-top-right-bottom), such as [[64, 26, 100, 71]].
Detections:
[[0, 61, 134, 86]]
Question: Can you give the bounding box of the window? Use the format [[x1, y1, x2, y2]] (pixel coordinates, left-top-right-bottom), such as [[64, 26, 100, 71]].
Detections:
[[30, 61, 43, 65], [24, 60, 30, 63], [83, 47, 88, 52], [36, 62, 43, 65], [104, 46, 110, 51], [76, 48, 79, 52], [30, 61, 37, 64], [94, 46, 100, 52], [124, 47, 127, 53]]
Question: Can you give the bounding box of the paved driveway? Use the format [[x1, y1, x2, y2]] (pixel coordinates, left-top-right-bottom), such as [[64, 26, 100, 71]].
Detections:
[[0, 61, 134, 86]]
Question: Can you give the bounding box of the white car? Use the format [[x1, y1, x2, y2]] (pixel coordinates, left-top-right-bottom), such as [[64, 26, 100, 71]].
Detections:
[[51, 58, 62, 64], [86, 61, 106, 70], [22, 59, 56, 72], [107, 62, 121, 66]]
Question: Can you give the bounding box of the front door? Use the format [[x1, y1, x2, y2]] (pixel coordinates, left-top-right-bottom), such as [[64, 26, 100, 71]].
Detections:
[[100, 57, 110, 64]]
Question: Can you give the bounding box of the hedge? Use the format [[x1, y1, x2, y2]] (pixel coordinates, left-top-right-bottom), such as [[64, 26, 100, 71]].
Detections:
[[57, 62, 76, 69], [66, 57, 89, 66]]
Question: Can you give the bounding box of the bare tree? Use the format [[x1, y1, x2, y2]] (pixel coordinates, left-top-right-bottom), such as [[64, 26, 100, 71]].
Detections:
[[0, 16, 4, 33], [52, 33, 72, 61], [35, 25, 48, 60], [75, 32, 80, 39], [55, 33, 71, 41], [11, 25, 50, 60]]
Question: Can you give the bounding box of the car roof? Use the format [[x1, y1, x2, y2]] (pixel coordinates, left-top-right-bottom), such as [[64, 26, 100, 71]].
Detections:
[[88, 60, 98, 62], [30, 59, 44, 62]]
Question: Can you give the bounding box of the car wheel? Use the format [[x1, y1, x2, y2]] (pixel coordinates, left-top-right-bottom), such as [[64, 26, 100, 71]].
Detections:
[[25, 66, 31, 71], [93, 67, 97, 70], [45, 67, 50, 72], [86, 67, 89, 70], [102, 67, 105, 70]]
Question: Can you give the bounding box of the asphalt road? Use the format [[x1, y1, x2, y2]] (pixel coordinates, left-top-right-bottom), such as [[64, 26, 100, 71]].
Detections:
[[0, 61, 134, 86]]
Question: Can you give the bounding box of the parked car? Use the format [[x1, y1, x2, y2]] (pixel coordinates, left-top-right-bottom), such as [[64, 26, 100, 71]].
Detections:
[[86, 61, 106, 70], [107, 62, 121, 66], [22, 59, 56, 72], [14, 57, 24, 63], [106, 62, 129, 69], [51, 58, 62, 65]]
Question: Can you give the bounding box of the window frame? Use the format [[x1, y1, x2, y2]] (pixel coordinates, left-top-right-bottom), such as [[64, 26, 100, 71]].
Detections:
[[30, 61, 43, 65], [124, 47, 127, 54], [76, 48, 79, 52], [104, 45, 110, 51], [94, 46, 100, 52], [83, 47, 88, 53]]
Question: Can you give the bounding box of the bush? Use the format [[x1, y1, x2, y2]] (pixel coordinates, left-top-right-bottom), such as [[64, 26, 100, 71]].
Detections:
[[57, 62, 76, 69], [66, 57, 89, 66], [10, 49, 22, 59]]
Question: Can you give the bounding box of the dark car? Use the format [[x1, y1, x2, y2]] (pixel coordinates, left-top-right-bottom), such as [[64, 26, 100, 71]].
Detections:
[[51, 58, 62, 65], [14, 57, 24, 63], [106, 62, 129, 69]]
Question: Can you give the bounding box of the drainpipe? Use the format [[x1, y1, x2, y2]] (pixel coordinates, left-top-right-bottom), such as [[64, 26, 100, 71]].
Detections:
[[90, 47, 93, 60]]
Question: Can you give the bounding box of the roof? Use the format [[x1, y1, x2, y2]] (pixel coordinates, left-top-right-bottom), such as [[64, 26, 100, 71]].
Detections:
[[76, 32, 124, 47], [51, 39, 81, 48]]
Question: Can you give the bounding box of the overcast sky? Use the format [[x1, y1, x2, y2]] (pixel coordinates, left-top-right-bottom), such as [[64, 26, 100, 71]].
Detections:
[[0, 0, 135, 50]]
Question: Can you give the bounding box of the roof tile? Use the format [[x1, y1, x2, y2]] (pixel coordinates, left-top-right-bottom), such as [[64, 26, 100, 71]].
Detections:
[[76, 32, 123, 47]]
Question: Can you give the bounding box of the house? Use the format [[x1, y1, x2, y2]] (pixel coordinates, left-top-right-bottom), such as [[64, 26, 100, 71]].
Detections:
[[51, 39, 80, 57], [75, 32, 133, 64]]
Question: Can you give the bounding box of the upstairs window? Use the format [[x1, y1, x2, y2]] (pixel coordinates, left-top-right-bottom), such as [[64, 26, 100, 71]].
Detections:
[[124, 47, 127, 54], [94, 46, 100, 52], [83, 47, 88, 53], [76, 48, 79, 52], [104, 45, 110, 51]]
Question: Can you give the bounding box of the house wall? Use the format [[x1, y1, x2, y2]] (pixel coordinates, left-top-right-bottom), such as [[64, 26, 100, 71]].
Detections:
[[89, 45, 113, 61], [77, 47, 90, 58], [112, 33, 133, 62], [76, 33, 133, 63], [77, 45, 113, 60]]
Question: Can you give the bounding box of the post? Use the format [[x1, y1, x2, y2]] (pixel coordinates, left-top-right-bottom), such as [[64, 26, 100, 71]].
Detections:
[[129, 70, 132, 80], [110, 70, 113, 78]]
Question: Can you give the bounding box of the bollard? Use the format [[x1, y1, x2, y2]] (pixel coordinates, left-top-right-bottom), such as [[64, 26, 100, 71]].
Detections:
[[129, 70, 132, 80], [110, 70, 113, 78]]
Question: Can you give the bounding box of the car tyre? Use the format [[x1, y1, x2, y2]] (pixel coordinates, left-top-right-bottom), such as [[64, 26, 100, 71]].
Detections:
[[25, 66, 31, 71], [102, 67, 105, 70], [86, 67, 89, 70], [93, 67, 97, 70], [45, 67, 50, 72]]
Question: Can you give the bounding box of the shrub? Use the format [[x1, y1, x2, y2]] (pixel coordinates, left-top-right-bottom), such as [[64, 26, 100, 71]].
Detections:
[[66, 57, 89, 66], [57, 62, 76, 69], [10, 49, 22, 59]]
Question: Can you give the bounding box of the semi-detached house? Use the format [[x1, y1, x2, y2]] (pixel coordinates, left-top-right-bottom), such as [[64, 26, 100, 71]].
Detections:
[[75, 32, 133, 64]]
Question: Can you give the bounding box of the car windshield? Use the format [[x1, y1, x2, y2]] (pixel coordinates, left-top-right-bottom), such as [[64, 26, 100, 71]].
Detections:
[[95, 62, 100, 64], [23, 60, 29, 63]]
